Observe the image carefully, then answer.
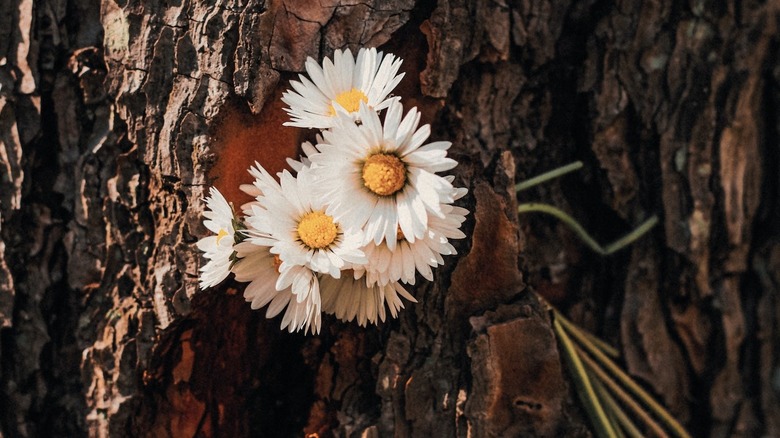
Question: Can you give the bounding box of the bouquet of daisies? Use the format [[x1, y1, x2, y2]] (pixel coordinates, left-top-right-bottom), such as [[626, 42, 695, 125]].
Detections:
[[197, 48, 468, 334]]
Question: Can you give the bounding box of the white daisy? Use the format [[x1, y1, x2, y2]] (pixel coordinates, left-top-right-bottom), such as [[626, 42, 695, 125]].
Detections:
[[319, 272, 416, 327], [242, 164, 367, 301], [238, 162, 275, 215], [286, 138, 320, 173], [362, 185, 469, 286], [197, 187, 236, 289], [281, 47, 405, 129], [309, 100, 458, 250], [232, 241, 321, 334]]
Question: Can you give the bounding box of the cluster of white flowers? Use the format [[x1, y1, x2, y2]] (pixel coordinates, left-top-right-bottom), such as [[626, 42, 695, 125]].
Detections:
[[197, 47, 468, 334]]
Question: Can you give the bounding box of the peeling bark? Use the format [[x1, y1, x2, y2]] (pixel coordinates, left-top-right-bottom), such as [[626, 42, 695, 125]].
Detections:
[[1, 0, 779, 437]]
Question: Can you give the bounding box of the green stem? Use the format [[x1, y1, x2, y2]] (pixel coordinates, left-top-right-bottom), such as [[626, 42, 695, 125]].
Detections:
[[567, 319, 691, 438], [603, 216, 659, 254], [554, 319, 618, 438], [515, 161, 584, 192], [554, 309, 620, 359], [591, 376, 644, 438], [577, 346, 668, 438], [518, 203, 604, 253], [517, 203, 658, 256]]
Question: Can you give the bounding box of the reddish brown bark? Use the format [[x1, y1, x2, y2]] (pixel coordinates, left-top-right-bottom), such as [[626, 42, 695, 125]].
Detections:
[[1, 0, 779, 437]]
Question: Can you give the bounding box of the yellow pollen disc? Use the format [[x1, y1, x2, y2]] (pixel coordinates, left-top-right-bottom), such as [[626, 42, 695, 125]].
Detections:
[[297, 211, 338, 249], [362, 153, 406, 196], [216, 228, 229, 245], [272, 254, 283, 273], [328, 88, 368, 115]]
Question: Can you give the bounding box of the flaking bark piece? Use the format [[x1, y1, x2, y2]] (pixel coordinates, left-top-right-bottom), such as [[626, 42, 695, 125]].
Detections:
[[467, 298, 576, 437]]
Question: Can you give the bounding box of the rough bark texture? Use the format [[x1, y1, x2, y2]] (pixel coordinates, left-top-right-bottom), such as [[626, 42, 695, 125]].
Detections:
[[1, 0, 779, 437]]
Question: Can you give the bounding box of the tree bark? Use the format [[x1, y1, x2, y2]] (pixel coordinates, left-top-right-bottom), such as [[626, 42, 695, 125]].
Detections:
[[1, 0, 779, 437]]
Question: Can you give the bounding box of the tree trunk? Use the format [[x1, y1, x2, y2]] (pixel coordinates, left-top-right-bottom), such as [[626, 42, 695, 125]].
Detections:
[[1, 0, 779, 437]]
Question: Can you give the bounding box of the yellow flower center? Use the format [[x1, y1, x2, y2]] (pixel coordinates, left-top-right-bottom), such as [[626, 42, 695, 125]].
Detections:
[[216, 228, 229, 245], [362, 153, 406, 196], [396, 225, 406, 242], [328, 88, 368, 115], [297, 211, 338, 249]]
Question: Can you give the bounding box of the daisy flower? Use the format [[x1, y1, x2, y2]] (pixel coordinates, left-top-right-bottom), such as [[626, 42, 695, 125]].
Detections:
[[232, 241, 321, 334], [281, 47, 405, 129], [238, 161, 276, 215], [361, 184, 469, 286], [319, 272, 416, 327], [310, 100, 458, 250], [242, 164, 367, 301], [286, 138, 320, 173], [197, 187, 237, 289]]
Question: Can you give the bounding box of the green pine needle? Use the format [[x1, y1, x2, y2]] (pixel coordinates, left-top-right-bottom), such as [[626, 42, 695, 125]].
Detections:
[[554, 318, 618, 438], [515, 161, 584, 192], [517, 160, 687, 438], [517, 203, 658, 256]]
